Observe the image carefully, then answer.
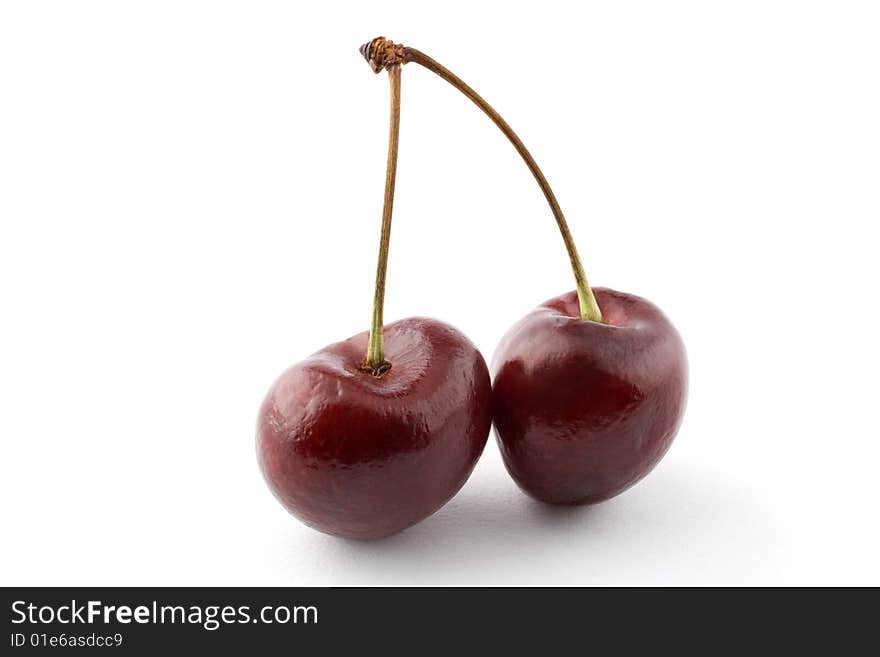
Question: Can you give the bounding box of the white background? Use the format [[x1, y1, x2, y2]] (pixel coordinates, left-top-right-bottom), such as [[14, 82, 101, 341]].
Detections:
[[2, 1, 878, 586]]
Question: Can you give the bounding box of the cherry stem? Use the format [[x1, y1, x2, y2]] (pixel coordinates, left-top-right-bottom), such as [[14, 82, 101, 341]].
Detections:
[[362, 64, 401, 376], [359, 37, 602, 322]]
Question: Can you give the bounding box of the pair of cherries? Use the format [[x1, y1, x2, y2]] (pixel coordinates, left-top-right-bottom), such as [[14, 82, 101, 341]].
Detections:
[[257, 38, 688, 539]]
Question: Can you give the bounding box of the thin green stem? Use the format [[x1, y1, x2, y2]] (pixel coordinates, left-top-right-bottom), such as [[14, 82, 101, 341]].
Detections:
[[402, 47, 601, 322], [362, 64, 401, 375]]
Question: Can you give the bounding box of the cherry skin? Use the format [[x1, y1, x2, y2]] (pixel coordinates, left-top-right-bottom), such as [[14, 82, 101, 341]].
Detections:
[[257, 317, 491, 539], [491, 288, 688, 505]]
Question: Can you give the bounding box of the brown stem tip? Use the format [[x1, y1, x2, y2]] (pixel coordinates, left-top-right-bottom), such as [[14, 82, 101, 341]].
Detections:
[[359, 360, 392, 377], [360, 37, 406, 73]]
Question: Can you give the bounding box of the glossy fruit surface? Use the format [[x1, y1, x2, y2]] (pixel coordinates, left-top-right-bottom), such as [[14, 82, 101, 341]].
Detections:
[[257, 317, 491, 539], [492, 288, 687, 505]]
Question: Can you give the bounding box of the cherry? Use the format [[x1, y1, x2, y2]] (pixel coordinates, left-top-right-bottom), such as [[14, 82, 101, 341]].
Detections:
[[258, 317, 490, 538], [257, 52, 491, 539], [366, 37, 689, 504], [492, 290, 687, 504]]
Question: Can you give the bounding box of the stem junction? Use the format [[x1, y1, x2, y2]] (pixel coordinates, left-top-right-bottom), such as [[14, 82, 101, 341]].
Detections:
[[359, 36, 603, 323]]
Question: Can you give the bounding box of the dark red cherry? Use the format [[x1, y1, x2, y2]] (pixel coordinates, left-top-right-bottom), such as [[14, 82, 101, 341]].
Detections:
[[491, 288, 688, 505], [257, 317, 491, 539]]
